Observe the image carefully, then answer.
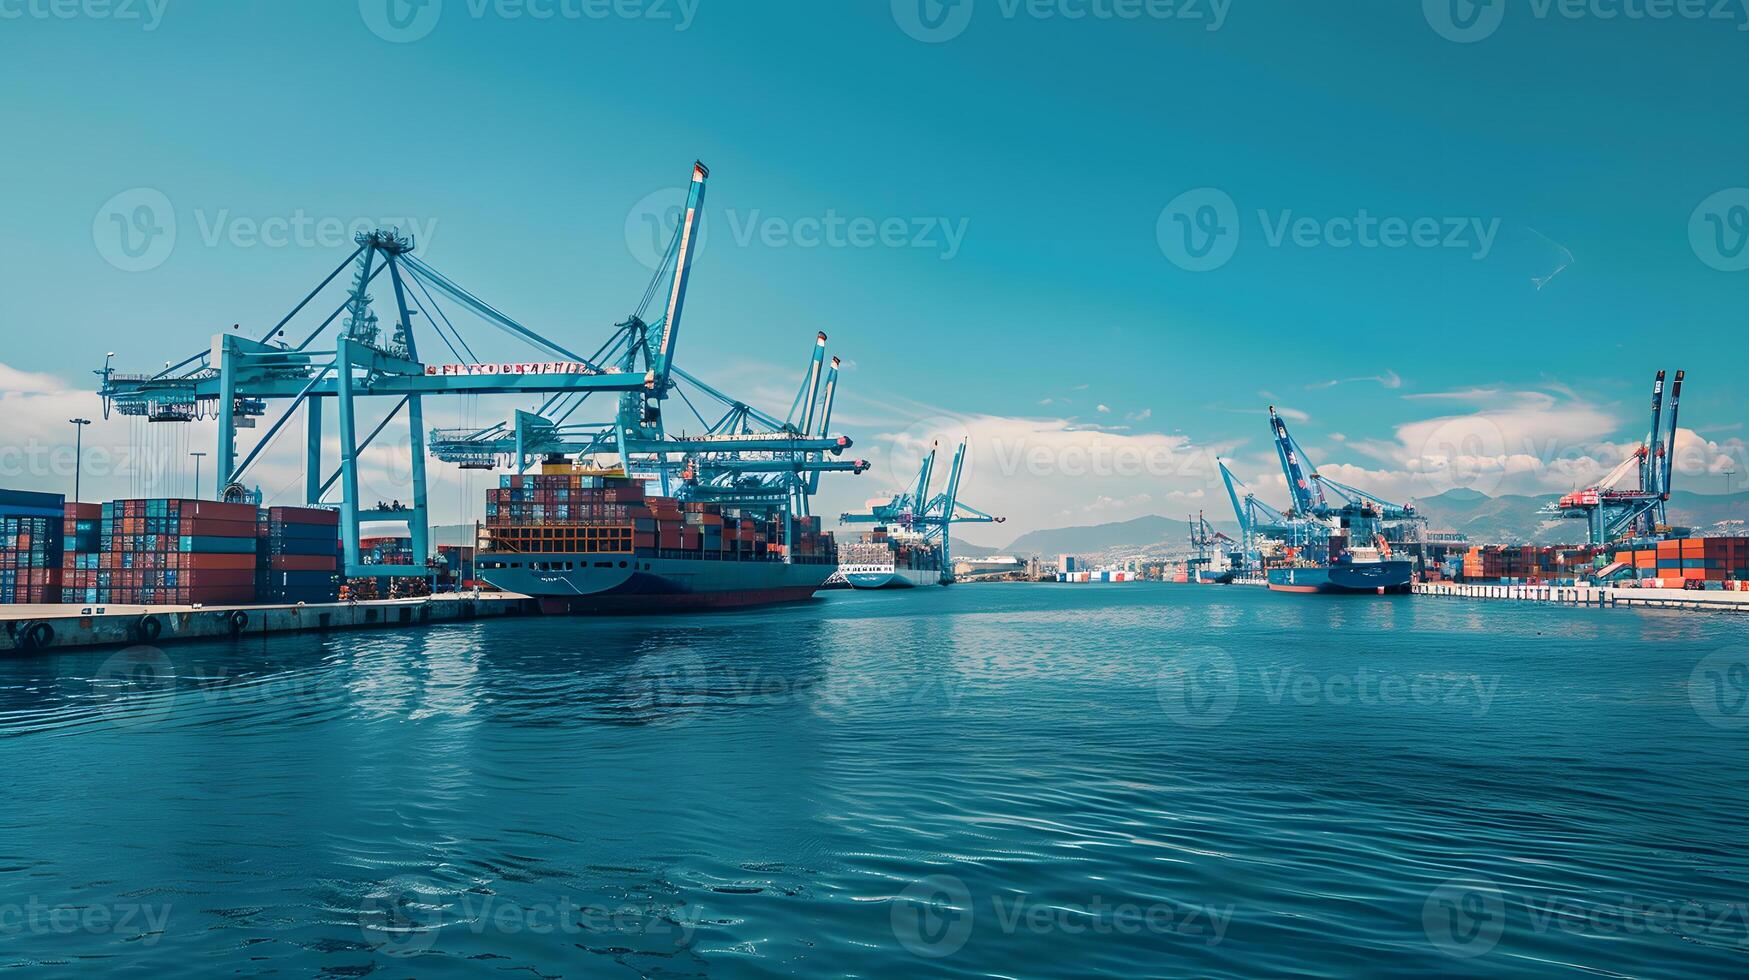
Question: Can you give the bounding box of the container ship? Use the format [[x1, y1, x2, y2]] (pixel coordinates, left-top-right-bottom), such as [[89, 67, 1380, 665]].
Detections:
[[838, 527, 942, 588], [474, 468, 836, 614], [1265, 536, 1414, 594]]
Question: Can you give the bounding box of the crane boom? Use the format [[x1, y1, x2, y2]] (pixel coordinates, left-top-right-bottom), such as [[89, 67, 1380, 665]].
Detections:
[[651, 161, 709, 390]]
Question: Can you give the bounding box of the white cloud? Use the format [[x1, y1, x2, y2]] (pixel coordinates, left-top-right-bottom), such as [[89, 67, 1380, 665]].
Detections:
[[1096, 404, 1111, 414], [853, 412, 1224, 546], [1308, 370, 1402, 391]]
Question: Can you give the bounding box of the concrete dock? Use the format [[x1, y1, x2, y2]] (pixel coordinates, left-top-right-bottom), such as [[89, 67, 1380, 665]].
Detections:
[[1413, 581, 1749, 614], [0, 593, 534, 654]]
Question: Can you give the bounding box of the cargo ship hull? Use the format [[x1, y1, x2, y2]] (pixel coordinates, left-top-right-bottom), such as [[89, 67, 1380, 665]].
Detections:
[[1266, 560, 1414, 594], [479, 553, 832, 615]]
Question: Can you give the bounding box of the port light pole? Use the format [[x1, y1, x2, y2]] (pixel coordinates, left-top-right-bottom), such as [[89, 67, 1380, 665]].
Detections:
[[69, 418, 90, 502]]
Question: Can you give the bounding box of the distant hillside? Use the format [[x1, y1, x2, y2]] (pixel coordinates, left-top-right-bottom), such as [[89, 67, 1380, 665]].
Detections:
[[1410, 489, 1566, 543], [1412, 488, 1749, 544], [1003, 514, 1238, 558]]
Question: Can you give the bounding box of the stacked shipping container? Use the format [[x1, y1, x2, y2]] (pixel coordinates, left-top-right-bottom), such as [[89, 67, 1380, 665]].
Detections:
[[1615, 537, 1749, 583], [0, 489, 348, 607], [61, 502, 102, 604], [0, 490, 67, 604], [483, 473, 834, 563], [258, 506, 342, 603], [1462, 545, 1602, 582], [97, 499, 262, 604], [435, 545, 475, 588]]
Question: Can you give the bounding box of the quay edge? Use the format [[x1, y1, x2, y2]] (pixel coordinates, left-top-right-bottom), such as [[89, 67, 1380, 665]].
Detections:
[[0, 594, 535, 655]]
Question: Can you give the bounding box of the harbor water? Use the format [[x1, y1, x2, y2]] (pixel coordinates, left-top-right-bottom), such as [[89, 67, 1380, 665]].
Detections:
[[1, 584, 1744, 976]]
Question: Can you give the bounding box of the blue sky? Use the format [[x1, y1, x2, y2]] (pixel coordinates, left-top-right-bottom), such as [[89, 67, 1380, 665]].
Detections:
[[1, 0, 1746, 543]]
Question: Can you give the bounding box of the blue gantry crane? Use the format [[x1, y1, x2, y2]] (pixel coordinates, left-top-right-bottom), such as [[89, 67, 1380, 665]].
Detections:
[[97, 161, 865, 578], [1263, 406, 1425, 559], [1546, 370, 1685, 544], [840, 440, 1003, 584], [1216, 457, 1316, 574]]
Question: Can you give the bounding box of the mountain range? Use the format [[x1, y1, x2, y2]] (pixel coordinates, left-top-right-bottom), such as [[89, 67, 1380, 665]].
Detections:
[[963, 488, 1749, 559]]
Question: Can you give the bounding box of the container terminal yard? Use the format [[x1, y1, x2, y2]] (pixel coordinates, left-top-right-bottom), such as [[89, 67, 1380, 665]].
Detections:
[[7, 350, 1749, 652], [0, 164, 1742, 649]]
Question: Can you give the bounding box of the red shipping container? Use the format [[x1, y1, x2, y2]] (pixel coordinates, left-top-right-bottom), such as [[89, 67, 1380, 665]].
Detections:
[[180, 500, 259, 522], [184, 518, 258, 538], [267, 506, 339, 526], [186, 554, 257, 571]]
